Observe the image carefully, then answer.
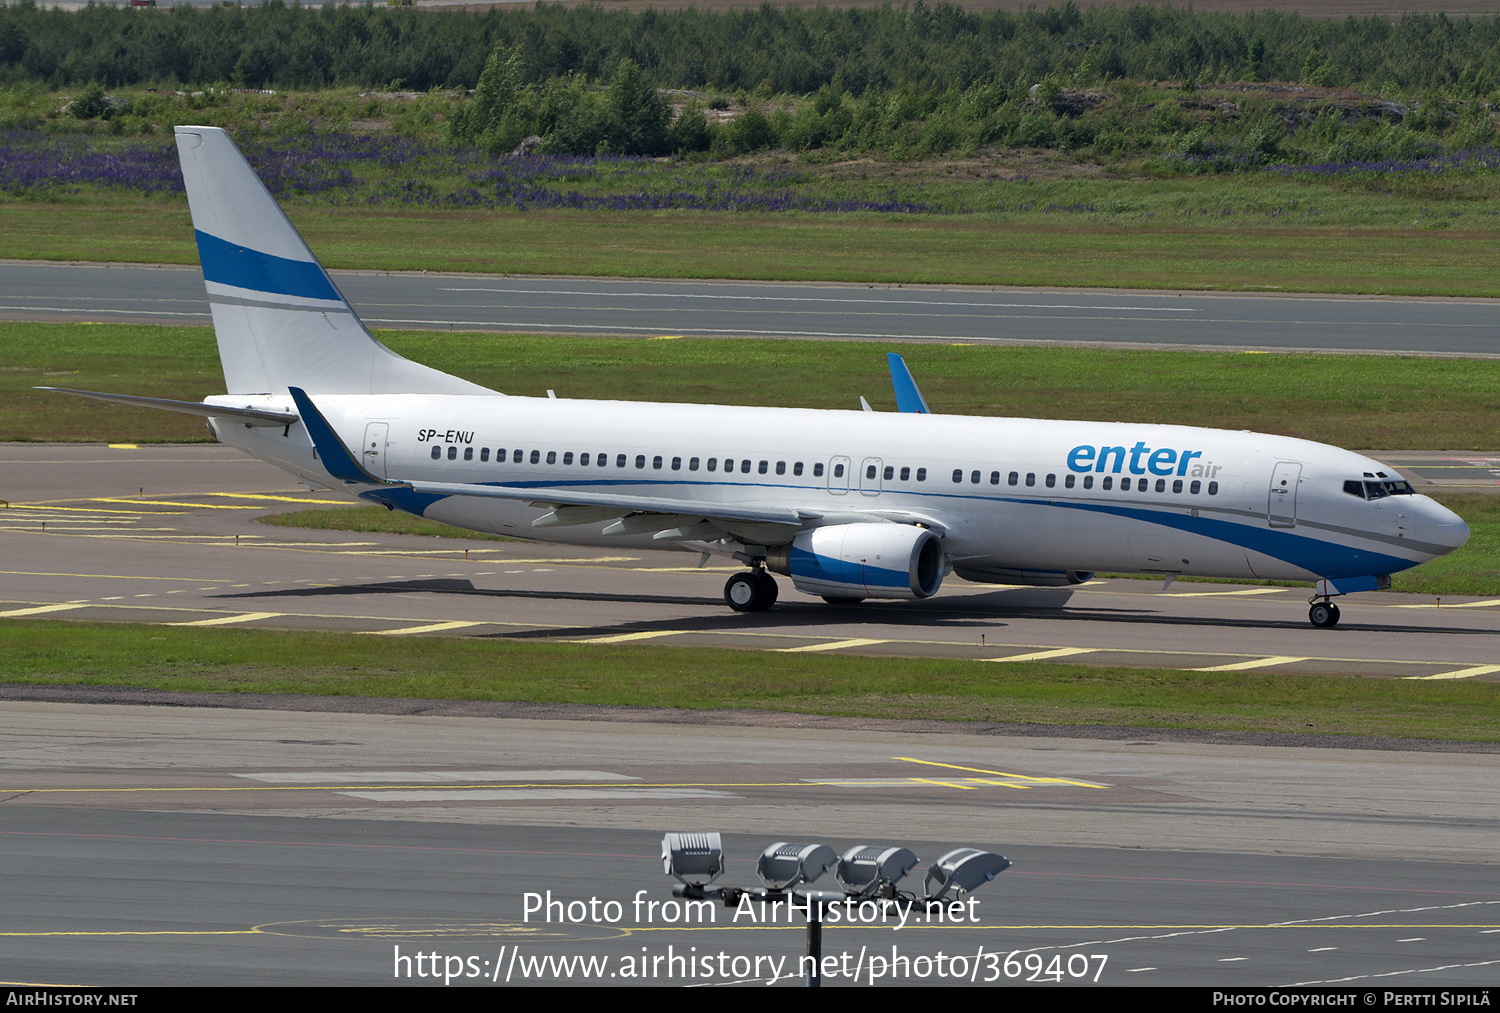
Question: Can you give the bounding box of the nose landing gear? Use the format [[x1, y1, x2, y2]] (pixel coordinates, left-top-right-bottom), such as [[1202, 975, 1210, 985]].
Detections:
[[725, 567, 779, 613]]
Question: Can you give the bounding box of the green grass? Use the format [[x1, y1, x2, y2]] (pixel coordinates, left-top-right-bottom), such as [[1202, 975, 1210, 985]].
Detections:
[[3, 620, 1496, 741], [258, 504, 512, 541], [5, 196, 1500, 295], [7, 322, 1500, 449]]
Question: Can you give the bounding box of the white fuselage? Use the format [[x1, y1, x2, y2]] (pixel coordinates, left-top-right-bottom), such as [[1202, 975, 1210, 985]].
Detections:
[[209, 392, 1469, 585]]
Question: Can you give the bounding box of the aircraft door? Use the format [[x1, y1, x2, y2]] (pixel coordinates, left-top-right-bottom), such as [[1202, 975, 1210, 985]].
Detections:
[[1268, 462, 1301, 528], [860, 457, 883, 496], [827, 456, 851, 495], [362, 422, 390, 480]]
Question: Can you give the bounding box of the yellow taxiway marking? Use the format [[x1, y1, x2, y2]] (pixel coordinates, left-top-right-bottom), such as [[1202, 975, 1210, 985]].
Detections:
[[983, 647, 1095, 663], [0, 603, 87, 618], [106, 443, 138, 450], [201, 492, 342, 503], [8, 504, 162, 515], [166, 611, 283, 627], [894, 756, 1108, 789], [92, 497, 262, 509], [1405, 664, 1500, 681], [1165, 588, 1288, 598], [358, 621, 484, 636], [1193, 656, 1309, 672], [579, 630, 690, 644], [1393, 598, 1500, 609], [775, 638, 889, 653]]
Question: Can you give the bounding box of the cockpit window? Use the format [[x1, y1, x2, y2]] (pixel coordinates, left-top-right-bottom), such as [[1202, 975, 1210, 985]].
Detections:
[[1343, 480, 1366, 499]]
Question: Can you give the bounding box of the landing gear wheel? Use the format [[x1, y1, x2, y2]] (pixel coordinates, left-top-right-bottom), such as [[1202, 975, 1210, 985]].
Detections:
[[725, 571, 776, 613], [821, 596, 866, 606], [1308, 601, 1340, 628]]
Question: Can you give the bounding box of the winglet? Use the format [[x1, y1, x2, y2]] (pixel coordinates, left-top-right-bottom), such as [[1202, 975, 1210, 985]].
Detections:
[[287, 386, 382, 485], [887, 353, 932, 414]]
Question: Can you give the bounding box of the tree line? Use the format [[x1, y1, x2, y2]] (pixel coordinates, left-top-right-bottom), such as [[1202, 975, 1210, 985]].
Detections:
[[3, 0, 1500, 99]]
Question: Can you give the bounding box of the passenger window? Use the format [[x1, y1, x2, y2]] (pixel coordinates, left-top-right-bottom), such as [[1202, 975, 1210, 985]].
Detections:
[[1207, 481, 1218, 495], [1008, 472, 1018, 486], [776, 461, 785, 475], [1172, 479, 1182, 493], [1025, 473, 1035, 487], [448, 446, 457, 460], [1191, 480, 1201, 494], [725, 459, 735, 472], [867, 464, 878, 480], [708, 458, 717, 472], [794, 462, 803, 476], [1103, 476, 1113, 490], [653, 456, 663, 469], [1083, 475, 1093, 489], [1064, 474, 1075, 489], [834, 463, 845, 478], [546, 451, 557, 464], [689, 457, 700, 471], [1121, 477, 1132, 491], [580, 453, 590, 466], [883, 465, 894, 480], [513, 449, 523, 463], [900, 467, 910, 481], [563, 452, 574, 465], [1045, 474, 1056, 488], [952, 469, 963, 483], [816, 463, 826, 477], [616, 454, 626, 468], [480, 447, 490, 463], [989, 471, 999, 485], [1155, 479, 1165, 492], [529, 450, 539, 464], [464, 447, 473, 461], [916, 468, 926, 481], [636, 455, 646, 469], [742, 460, 752, 474], [758, 460, 768, 474], [971, 471, 980, 484], [672, 457, 682, 471], [430, 446, 441, 460], [598, 453, 608, 467]]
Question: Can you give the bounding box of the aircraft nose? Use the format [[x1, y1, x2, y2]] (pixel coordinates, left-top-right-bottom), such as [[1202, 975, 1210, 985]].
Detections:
[[1421, 499, 1470, 552]]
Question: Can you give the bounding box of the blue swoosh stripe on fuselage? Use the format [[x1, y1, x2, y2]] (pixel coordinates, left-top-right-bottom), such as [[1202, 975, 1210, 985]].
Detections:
[[194, 230, 341, 302], [405, 475, 1414, 578]]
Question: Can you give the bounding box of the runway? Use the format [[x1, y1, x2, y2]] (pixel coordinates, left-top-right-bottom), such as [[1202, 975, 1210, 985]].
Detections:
[[4, 450, 1500, 988], [4, 260, 1500, 355]]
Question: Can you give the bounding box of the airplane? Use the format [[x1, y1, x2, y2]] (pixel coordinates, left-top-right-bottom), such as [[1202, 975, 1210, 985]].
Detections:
[[39, 126, 1471, 629]]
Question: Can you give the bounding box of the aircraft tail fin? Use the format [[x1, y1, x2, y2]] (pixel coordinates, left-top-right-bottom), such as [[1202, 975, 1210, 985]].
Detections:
[[173, 126, 493, 397]]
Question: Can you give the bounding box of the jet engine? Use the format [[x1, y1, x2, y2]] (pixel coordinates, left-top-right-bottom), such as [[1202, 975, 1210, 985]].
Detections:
[[765, 523, 944, 600]]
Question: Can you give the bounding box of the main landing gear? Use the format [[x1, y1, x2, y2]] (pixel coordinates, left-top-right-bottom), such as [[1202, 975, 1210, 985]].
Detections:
[[725, 567, 779, 613], [1308, 598, 1342, 629]]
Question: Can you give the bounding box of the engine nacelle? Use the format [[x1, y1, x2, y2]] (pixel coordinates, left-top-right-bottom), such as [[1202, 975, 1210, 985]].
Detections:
[[766, 523, 944, 600], [952, 566, 1095, 587]]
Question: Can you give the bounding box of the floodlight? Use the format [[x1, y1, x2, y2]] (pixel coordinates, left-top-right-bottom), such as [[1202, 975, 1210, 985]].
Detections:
[[756, 841, 837, 891], [661, 832, 724, 888], [834, 845, 919, 899], [922, 848, 1011, 901]]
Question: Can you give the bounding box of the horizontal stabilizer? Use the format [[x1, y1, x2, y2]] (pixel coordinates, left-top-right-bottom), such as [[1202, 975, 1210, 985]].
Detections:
[[35, 387, 298, 427]]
